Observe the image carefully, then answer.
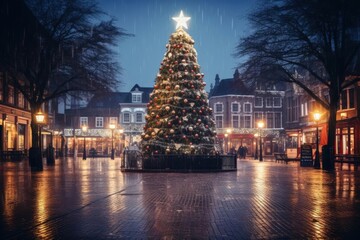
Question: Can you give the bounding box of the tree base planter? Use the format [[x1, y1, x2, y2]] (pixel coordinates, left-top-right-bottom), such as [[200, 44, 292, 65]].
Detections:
[[29, 147, 43, 171], [121, 151, 237, 172]]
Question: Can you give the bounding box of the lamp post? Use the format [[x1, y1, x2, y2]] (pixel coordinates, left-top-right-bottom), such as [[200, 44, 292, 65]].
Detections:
[[224, 133, 228, 154], [54, 130, 60, 158], [109, 124, 116, 160], [82, 125, 87, 160], [226, 128, 232, 154], [119, 128, 124, 153], [313, 112, 321, 169], [254, 133, 259, 160], [35, 111, 45, 155], [257, 120, 264, 161]]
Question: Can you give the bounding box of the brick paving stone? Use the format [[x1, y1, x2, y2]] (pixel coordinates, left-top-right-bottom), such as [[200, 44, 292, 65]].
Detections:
[[1, 157, 360, 239]]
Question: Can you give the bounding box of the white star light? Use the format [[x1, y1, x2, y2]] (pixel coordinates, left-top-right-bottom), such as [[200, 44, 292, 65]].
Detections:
[[172, 10, 191, 30]]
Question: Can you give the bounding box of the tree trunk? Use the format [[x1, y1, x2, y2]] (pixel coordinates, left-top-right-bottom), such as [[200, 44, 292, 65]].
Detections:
[[29, 105, 43, 170], [323, 90, 338, 170]]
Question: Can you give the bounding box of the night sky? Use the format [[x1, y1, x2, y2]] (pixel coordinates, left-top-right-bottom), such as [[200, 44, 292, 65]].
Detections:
[[100, 0, 257, 92]]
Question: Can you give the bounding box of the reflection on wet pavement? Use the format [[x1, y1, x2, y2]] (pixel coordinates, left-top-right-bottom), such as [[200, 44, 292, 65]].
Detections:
[[1, 158, 360, 239]]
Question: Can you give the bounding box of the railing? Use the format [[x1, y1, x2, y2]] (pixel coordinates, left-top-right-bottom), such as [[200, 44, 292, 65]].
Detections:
[[121, 150, 237, 171]]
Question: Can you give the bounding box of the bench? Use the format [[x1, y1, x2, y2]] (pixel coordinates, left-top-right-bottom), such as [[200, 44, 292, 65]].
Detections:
[[0, 150, 26, 161], [335, 154, 360, 170], [274, 153, 300, 164], [274, 153, 288, 163]]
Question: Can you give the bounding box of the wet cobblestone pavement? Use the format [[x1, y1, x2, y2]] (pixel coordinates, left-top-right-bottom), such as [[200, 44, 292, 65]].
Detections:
[[1, 157, 360, 239]]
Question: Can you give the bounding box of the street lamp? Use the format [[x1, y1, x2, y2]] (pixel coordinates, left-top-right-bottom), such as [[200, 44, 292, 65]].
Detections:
[[109, 123, 116, 160], [226, 128, 232, 153], [82, 125, 88, 160], [257, 120, 264, 161], [54, 130, 59, 158], [254, 133, 259, 160], [35, 111, 45, 155], [313, 111, 321, 169], [224, 133, 228, 154]]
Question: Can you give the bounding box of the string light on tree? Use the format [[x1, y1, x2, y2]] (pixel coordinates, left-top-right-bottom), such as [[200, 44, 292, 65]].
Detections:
[[141, 10, 217, 156]]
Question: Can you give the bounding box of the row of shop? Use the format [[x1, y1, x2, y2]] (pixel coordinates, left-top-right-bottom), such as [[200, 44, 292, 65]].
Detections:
[[1, 110, 359, 158]]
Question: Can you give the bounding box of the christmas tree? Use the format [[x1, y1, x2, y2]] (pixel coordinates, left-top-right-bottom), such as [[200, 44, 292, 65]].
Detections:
[[141, 11, 217, 156]]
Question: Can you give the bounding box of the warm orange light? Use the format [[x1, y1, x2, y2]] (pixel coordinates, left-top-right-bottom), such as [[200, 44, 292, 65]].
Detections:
[[340, 112, 347, 119], [82, 125, 88, 132], [35, 111, 45, 124], [119, 128, 124, 134], [257, 121, 264, 129], [226, 128, 232, 134], [109, 123, 116, 130], [313, 112, 321, 122]]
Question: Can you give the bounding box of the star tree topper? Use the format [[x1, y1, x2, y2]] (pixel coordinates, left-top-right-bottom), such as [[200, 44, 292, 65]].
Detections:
[[172, 10, 191, 29]]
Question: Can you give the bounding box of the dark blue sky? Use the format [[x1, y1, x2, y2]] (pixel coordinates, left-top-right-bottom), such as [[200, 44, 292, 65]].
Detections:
[[100, 0, 257, 91]]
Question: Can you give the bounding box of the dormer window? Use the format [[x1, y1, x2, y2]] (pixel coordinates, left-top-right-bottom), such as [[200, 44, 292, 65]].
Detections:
[[132, 93, 142, 103]]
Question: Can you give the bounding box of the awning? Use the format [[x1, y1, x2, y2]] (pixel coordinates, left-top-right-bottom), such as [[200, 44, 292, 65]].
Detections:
[[320, 123, 328, 145], [217, 133, 254, 139]]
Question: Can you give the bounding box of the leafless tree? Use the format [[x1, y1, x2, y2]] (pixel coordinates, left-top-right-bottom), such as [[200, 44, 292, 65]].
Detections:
[[235, 0, 360, 169], [1, 0, 131, 150]]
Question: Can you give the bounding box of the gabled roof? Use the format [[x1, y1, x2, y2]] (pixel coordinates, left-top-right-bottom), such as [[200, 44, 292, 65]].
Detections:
[[87, 84, 154, 108], [87, 92, 128, 108], [130, 84, 153, 103], [210, 78, 252, 97]]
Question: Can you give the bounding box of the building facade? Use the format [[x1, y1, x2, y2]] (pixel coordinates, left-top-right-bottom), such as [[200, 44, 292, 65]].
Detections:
[[284, 73, 360, 157], [209, 70, 286, 156], [63, 84, 152, 157]]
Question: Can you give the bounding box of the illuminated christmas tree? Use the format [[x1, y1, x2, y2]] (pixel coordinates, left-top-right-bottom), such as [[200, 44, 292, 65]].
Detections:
[[141, 11, 217, 156]]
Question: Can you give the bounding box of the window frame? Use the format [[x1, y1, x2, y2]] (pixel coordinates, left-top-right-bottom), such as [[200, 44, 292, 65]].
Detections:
[[123, 112, 131, 123], [80, 117, 88, 127], [95, 117, 104, 128]]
